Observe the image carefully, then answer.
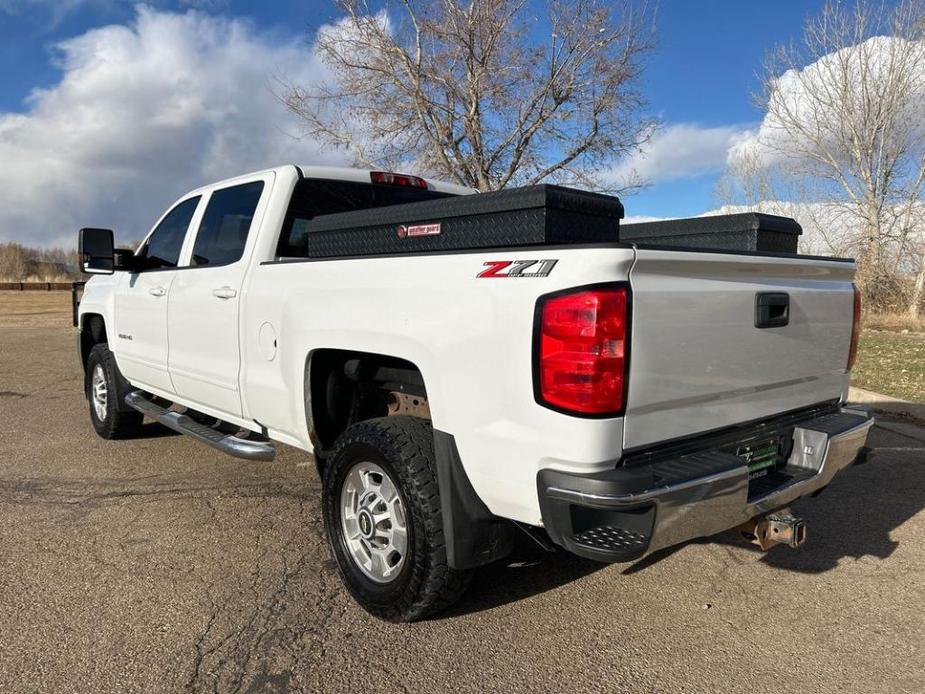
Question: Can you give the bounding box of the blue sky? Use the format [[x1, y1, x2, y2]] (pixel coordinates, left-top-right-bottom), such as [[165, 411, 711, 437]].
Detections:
[[633, 1, 831, 217], [0, 0, 841, 244]]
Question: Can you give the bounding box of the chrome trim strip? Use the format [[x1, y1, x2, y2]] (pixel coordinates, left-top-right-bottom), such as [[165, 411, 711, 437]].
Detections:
[[546, 465, 746, 508]]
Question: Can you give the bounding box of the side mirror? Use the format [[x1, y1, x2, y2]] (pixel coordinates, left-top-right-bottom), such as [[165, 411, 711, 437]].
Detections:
[[78, 227, 114, 275]]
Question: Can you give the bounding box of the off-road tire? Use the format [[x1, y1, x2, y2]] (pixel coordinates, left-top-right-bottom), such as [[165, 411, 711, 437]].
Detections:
[[86, 343, 143, 439], [322, 416, 472, 622]]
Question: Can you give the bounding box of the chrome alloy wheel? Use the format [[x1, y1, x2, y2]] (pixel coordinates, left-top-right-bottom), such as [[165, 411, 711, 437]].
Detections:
[[91, 364, 108, 421], [339, 461, 408, 584]]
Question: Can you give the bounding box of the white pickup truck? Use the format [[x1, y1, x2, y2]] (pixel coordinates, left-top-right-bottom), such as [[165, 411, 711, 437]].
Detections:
[[76, 164, 873, 621]]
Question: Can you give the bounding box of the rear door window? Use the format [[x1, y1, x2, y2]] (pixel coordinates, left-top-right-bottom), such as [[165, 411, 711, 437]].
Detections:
[[191, 181, 265, 267], [138, 196, 200, 270]]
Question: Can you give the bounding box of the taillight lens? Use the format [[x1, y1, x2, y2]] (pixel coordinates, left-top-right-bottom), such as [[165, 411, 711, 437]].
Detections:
[[535, 286, 629, 415], [370, 171, 428, 188], [847, 284, 861, 371]]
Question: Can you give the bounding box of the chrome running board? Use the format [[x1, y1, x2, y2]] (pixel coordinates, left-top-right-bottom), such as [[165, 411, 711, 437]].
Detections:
[[124, 391, 276, 462]]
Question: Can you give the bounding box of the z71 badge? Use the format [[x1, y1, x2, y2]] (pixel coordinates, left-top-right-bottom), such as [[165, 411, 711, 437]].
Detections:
[[477, 259, 558, 278]]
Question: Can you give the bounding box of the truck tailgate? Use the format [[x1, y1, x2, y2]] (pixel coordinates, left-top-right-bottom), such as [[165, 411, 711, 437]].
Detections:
[[624, 249, 855, 449]]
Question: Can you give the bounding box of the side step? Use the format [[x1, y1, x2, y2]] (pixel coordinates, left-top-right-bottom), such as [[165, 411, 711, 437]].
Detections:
[[124, 391, 276, 462]]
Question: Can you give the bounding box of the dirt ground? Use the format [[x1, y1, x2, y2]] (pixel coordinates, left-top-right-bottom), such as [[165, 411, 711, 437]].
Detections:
[[1, 294, 925, 693], [0, 291, 73, 328]]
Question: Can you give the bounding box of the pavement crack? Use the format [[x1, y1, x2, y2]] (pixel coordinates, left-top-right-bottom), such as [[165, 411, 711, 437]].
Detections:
[[186, 608, 221, 693], [181, 498, 343, 694], [0, 477, 311, 511]]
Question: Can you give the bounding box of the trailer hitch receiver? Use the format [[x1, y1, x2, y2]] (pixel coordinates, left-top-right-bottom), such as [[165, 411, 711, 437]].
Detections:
[[738, 508, 806, 550]]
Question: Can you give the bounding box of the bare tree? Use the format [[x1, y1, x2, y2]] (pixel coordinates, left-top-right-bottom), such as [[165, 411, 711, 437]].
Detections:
[[716, 155, 869, 259], [0, 242, 80, 282], [0, 243, 28, 282], [281, 0, 655, 192], [740, 0, 925, 315], [714, 145, 777, 212]]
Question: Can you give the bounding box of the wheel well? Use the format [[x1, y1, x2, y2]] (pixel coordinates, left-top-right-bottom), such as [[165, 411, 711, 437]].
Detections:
[[79, 314, 107, 373], [306, 349, 429, 454]]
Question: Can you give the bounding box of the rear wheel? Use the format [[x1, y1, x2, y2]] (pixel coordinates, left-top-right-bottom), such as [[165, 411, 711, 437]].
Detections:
[[86, 343, 143, 439], [322, 416, 471, 622]]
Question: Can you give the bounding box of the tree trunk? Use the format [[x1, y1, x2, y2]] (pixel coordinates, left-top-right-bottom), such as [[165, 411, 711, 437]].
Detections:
[[856, 203, 884, 299], [908, 252, 925, 320]]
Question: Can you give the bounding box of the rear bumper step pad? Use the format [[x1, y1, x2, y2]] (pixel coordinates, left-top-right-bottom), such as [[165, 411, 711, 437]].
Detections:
[[124, 391, 276, 462]]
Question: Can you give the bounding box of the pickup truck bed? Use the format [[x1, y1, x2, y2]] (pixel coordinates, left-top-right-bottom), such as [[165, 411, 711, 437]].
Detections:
[[75, 164, 872, 621]]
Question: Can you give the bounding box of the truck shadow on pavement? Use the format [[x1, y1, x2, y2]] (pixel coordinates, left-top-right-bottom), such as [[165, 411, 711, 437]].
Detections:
[[135, 421, 182, 439], [442, 536, 606, 618], [748, 427, 925, 574]]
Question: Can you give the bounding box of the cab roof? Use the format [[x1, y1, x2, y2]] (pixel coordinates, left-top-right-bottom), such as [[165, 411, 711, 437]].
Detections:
[[191, 164, 476, 198]]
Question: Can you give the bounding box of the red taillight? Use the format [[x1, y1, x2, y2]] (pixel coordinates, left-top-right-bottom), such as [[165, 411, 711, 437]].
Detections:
[[370, 171, 428, 188], [847, 284, 861, 371], [535, 287, 629, 415]]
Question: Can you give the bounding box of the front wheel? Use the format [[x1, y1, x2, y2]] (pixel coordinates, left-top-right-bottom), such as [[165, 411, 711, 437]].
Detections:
[[322, 416, 471, 622], [86, 343, 143, 439]]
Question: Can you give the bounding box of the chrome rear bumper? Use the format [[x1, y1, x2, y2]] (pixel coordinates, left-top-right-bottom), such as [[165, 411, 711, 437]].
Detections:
[[537, 407, 874, 562]]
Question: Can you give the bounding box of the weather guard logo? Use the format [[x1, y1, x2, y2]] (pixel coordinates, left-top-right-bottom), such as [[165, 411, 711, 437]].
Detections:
[[397, 223, 441, 238]]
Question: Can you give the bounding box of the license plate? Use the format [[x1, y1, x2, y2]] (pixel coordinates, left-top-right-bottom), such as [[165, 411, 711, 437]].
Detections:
[[737, 439, 780, 480]]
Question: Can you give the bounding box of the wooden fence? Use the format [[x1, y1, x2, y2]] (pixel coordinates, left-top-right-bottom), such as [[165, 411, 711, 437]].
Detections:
[[0, 282, 77, 291]]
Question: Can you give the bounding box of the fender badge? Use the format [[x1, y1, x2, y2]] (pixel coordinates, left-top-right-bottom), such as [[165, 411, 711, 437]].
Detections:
[[477, 259, 558, 278]]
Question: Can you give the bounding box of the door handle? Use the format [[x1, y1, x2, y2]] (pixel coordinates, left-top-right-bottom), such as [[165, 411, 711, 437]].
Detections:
[[148, 286, 167, 297], [212, 286, 237, 299]]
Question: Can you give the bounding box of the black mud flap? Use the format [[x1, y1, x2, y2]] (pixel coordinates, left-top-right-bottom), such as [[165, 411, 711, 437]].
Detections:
[[433, 430, 515, 570]]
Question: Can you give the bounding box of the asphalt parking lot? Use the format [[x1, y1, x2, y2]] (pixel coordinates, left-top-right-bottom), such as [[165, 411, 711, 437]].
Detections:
[[2, 321, 925, 693]]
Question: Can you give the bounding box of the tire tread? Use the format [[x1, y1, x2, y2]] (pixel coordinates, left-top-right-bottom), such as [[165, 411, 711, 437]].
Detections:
[[87, 343, 143, 439], [324, 416, 471, 621]]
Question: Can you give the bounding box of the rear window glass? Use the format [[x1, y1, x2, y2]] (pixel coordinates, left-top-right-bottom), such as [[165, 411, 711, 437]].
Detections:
[[191, 181, 264, 267], [276, 179, 455, 258]]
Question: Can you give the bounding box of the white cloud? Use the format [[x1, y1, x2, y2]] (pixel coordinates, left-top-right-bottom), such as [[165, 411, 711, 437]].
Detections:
[[622, 214, 669, 224], [0, 6, 348, 247], [729, 36, 925, 173], [607, 122, 751, 188]]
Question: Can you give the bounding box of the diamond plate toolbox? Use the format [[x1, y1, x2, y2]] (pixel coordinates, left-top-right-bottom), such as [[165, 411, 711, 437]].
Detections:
[[306, 184, 625, 258]]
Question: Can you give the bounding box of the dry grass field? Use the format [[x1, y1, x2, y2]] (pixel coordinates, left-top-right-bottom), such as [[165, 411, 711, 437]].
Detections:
[[863, 311, 925, 334], [0, 290, 73, 328]]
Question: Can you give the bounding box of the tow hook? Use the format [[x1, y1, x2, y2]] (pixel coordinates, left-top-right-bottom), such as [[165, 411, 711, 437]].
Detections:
[[738, 508, 807, 550]]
